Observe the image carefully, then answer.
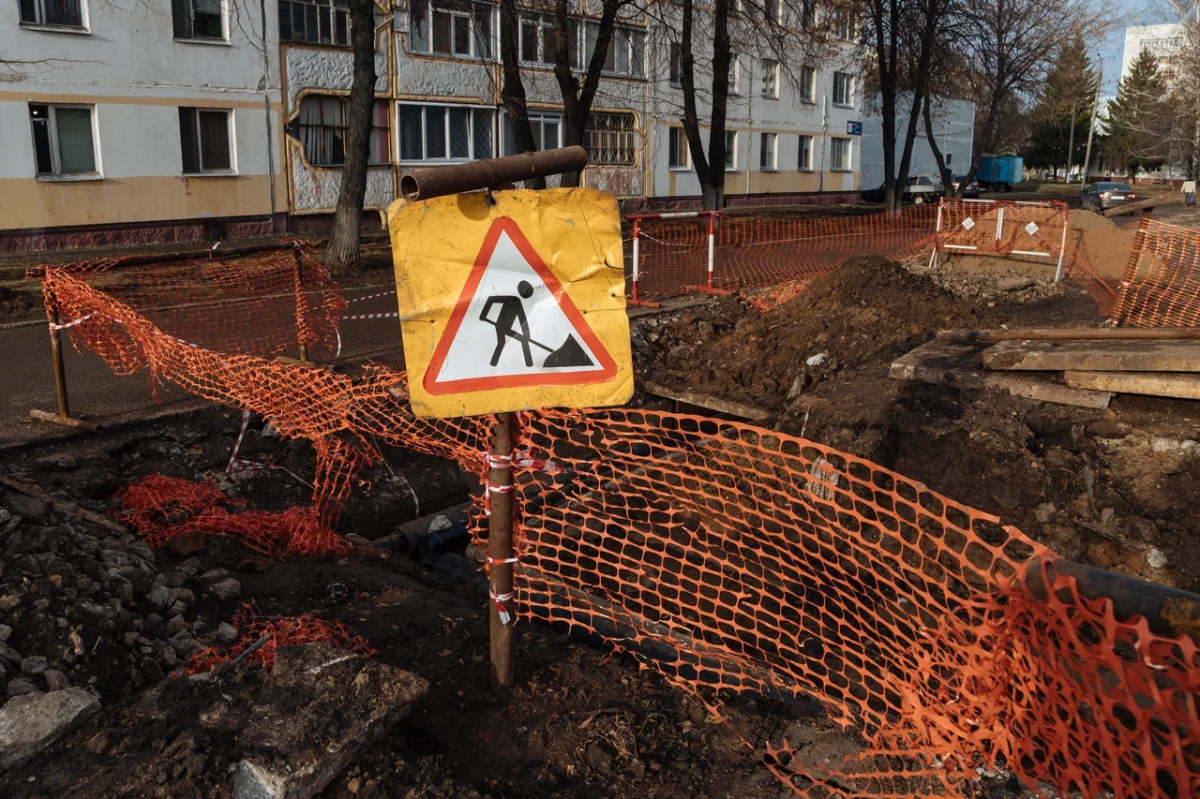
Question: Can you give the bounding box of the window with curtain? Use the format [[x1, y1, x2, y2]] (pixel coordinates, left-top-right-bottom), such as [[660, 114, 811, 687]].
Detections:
[[279, 0, 351, 47], [724, 131, 737, 170], [831, 137, 851, 170], [761, 59, 778, 97], [833, 72, 853, 106], [668, 127, 687, 169], [581, 23, 643, 77], [401, 103, 494, 162], [408, 0, 492, 58], [172, 0, 224, 39], [19, 0, 83, 27], [502, 111, 561, 155], [583, 112, 636, 166], [29, 104, 97, 177], [760, 132, 777, 170], [298, 96, 390, 166], [799, 65, 815, 103], [798, 134, 813, 170]]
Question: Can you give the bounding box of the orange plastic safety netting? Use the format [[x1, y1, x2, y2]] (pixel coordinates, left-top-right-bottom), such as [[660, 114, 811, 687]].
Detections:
[[39, 242, 346, 362], [934, 199, 1118, 315], [42, 259, 1200, 798], [184, 603, 375, 674], [1112, 216, 1200, 327], [630, 205, 940, 300], [508, 408, 1200, 797]]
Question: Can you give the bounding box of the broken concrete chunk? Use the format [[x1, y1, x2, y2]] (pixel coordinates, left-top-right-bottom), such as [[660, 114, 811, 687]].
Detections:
[[229, 642, 428, 799], [34, 454, 77, 472], [6, 680, 39, 699], [216, 623, 239, 645], [0, 687, 100, 770], [207, 578, 241, 602], [43, 671, 70, 692]]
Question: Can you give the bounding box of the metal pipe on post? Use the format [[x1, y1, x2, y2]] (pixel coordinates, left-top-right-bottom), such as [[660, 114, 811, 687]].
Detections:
[[31, 302, 102, 432], [487, 412, 516, 691], [631, 218, 641, 304], [399, 147, 588, 202], [706, 212, 716, 290]]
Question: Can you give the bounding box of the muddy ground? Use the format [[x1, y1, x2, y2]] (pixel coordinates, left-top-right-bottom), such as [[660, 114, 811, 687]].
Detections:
[[0, 407, 849, 799], [635, 254, 1199, 593]]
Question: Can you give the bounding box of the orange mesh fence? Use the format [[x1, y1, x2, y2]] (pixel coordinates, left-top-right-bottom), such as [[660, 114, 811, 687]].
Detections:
[[630, 205, 939, 299], [42, 260, 1200, 797], [511, 409, 1200, 797], [184, 603, 375, 675], [39, 242, 345, 362], [934, 199, 1117, 315], [115, 474, 351, 558], [1112, 216, 1200, 327]]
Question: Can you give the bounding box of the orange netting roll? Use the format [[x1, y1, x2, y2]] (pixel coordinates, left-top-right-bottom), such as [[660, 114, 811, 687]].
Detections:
[[184, 603, 375, 674], [1112, 216, 1200, 328]]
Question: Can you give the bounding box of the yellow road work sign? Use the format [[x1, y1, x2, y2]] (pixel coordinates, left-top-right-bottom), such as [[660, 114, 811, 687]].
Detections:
[[388, 188, 633, 419]]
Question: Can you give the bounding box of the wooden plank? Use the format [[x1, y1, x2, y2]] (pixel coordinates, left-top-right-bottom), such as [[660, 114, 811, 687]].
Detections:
[[641, 381, 772, 421], [890, 339, 1112, 409], [1063, 371, 1200, 400], [938, 327, 1200, 342], [983, 339, 1200, 373], [1103, 196, 1177, 218]]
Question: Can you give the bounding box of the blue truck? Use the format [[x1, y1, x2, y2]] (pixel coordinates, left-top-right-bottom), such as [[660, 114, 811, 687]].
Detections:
[[976, 155, 1023, 192]]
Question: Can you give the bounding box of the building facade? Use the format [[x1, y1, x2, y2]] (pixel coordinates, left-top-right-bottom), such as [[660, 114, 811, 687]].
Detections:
[[0, 0, 285, 251], [1121, 24, 1185, 86], [858, 95, 974, 189], [1, 0, 864, 249]]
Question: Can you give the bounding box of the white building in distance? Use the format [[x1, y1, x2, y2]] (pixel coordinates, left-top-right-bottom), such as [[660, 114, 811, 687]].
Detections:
[[1121, 23, 1185, 85]]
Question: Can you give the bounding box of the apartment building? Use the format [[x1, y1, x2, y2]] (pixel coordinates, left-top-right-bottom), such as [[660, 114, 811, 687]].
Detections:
[[1, 0, 863, 248], [0, 0, 285, 251]]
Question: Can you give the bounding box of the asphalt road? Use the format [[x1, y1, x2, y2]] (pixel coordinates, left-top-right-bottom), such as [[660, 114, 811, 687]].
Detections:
[[0, 285, 405, 450]]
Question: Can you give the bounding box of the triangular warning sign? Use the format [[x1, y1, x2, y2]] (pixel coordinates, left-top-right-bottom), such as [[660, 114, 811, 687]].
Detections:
[[423, 217, 619, 395]]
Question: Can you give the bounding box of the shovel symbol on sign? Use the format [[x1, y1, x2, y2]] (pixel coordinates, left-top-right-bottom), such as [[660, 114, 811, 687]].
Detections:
[[479, 280, 595, 370]]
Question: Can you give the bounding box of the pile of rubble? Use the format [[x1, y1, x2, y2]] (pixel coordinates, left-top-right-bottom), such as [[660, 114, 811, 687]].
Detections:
[[0, 459, 244, 769]]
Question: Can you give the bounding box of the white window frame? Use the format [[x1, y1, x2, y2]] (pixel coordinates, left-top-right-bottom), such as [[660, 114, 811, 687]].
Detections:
[[832, 9, 855, 41], [669, 42, 683, 87], [831, 136, 852, 171], [724, 130, 737, 171], [764, 0, 780, 24], [408, 0, 493, 59], [400, 101, 496, 164], [798, 134, 813, 171], [583, 22, 645, 78], [668, 126, 689, 170], [728, 54, 741, 96], [798, 65, 816, 103], [29, 103, 102, 181], [833, 72, 854, 107], [761, 59, 779, 98], [180, 107, 237, 175], [19, 0, 88, 30], [519, 11, 558, 66], [760, 132, 777, 171], [280, 0, 351, 47]]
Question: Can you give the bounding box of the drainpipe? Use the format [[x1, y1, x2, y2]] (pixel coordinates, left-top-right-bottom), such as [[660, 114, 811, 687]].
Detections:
[[257, 0, 278, 225], [818, 90, 827, 196], [745, 59, 753, 194]]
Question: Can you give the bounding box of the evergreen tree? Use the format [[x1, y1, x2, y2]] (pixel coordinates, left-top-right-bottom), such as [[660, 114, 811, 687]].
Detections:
[[1105, 49, 1169, 180], [1023, 38, 1096, 178]]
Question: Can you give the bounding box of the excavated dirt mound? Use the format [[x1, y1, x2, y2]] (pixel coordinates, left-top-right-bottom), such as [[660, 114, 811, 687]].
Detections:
[[1069, 209, 1137, 281], [639, 256, 1002, 413]]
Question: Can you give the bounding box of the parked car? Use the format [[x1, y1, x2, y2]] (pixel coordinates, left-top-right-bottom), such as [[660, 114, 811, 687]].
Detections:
[[1084, 182, 1137, 212], [976, 155, 1023, 191], [951, 175, 981, 198], [859, 175, 944, 204]]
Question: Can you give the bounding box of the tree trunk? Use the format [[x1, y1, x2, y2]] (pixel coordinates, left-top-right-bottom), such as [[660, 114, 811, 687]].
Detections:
[[499, 0, 544, 188], [873, 1, 897, 212], [325, 0, 377, 273], [679, 0, 715, 208], [553, 0, 619, 188], [706, 0, 731, 210]]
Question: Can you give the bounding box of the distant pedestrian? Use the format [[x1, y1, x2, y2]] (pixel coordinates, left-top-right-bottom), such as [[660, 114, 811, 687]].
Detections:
[[1184, 179, 1197, 207]]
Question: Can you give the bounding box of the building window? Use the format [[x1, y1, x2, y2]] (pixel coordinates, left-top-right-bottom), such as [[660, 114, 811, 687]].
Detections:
[[832, 9, 855, 41], [29, 104, 97, 177], [831, 137, 851, 171], [172, 0, 224, 40], [583, 23, 644, 77], [280, 0, 351, 47], [668, 127, 688, 169], [764, 0, 778, 23], [728, 54, 741, 96], [403, 103, 493, 162], [760, 132, 776, 170], [669, 42, 682, 86], [761, 59, 778, 98], [517, 11, 568, 66], [799, 65, 815, 103], [502, 111, 562, 154], [584, 112, 637, 166], [298, 96, 390, 166], [800, 0, 815, 28], [946, 152, 953, 165], [408, 0, 492, 58], [833, 72, 853, 106], [19, 0, 83, 27], [179, 108, 233, 173], [724, 131, 737, 170], [798, 135, 813, 170]]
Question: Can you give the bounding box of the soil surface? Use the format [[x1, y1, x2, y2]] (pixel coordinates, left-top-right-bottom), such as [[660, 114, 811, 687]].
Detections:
[[634, 257, 1199, 593]]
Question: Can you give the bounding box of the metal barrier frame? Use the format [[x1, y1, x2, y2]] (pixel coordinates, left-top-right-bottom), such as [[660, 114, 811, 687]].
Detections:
[[627, 210, 721, 303], [932, 198, 1070, 282]]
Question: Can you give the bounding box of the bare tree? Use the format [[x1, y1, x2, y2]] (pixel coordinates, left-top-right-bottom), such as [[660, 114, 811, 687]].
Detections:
[[326, 0, 379, 272], [497, 0, 542, 177], [953, 0, 1110, 191], [1166, 0, 1200, 178]]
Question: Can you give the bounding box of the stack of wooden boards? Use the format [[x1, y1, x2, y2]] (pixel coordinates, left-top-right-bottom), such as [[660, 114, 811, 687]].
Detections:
[[890, 329, 1200, 409]]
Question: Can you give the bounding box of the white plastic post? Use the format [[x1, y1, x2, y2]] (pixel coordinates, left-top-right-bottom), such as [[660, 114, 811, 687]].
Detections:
[[1054, 210, 1068, 282], [706, 213, 715, 289], [631, 219, 641, 302]]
